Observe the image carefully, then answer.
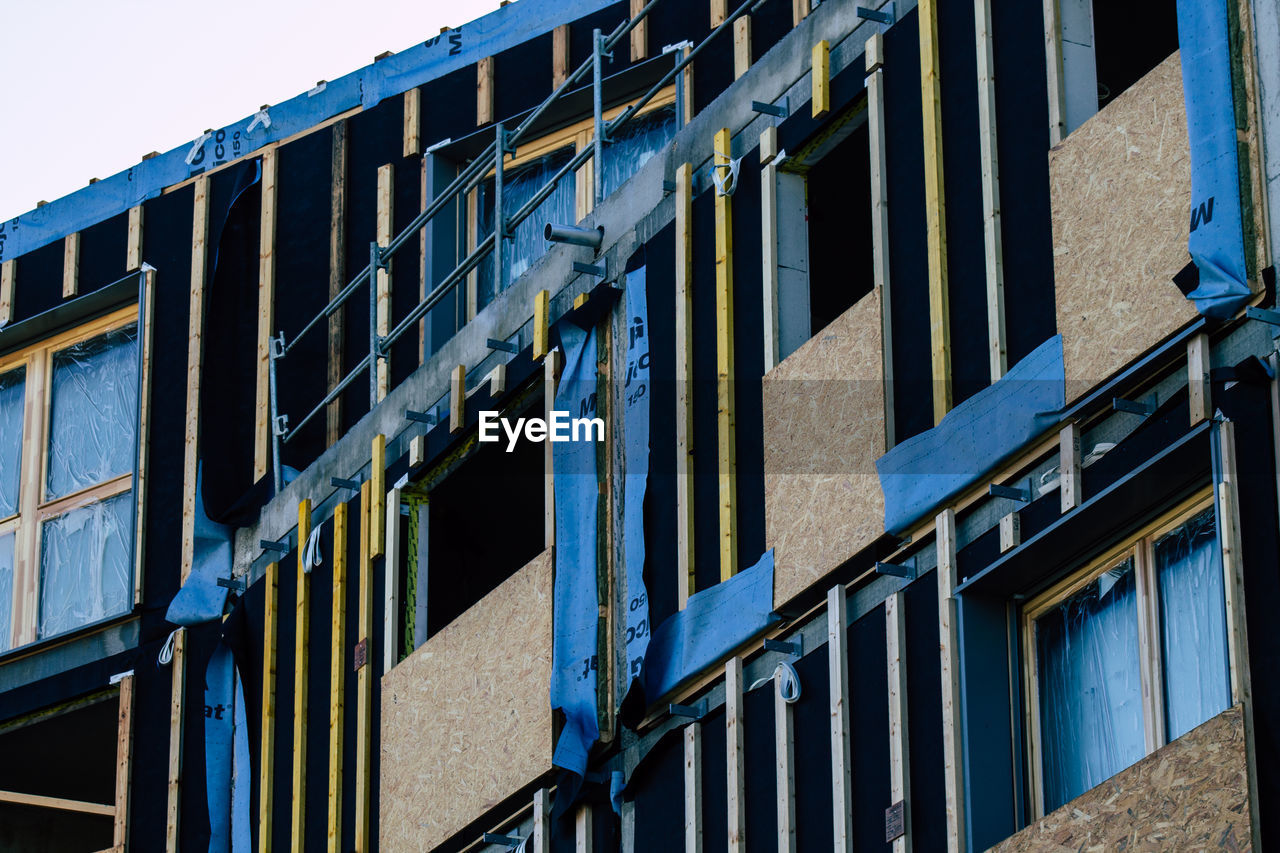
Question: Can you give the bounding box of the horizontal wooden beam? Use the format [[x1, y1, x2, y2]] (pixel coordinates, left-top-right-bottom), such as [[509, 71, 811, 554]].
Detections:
[[0, 789, 115, 817]]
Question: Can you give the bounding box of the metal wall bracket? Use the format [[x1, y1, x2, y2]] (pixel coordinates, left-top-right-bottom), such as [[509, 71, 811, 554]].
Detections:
[[482, 833, 524, 848], [751, 99, 788, 118], [405, 409, 438, 425], [857, 2, 895, 25], [260, 538, 289, 554], [988, 483, 1031, 503], [875, 559, 916, 579], [331, 476, 361, 491], [1246, 306, 1280, 326], [763, 636, 803, 658], [1113, 397, 1155, 417], [216, 576, 247, 592], [669, 701, 707, 719], [486, 338, 519, 354], [573, 261, 607, 278]]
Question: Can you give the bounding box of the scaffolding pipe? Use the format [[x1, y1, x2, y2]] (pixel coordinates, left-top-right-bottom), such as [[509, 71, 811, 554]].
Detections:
[[593, 28, 606, 207]]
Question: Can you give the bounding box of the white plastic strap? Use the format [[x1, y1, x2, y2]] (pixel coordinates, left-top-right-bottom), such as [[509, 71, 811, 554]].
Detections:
[[747, 660, 802, 703], [184, 131, 213, 166], [158, 629, 180, 666], [711, 150, 742, 197], [246, 108, 272, 135], [301, 523, 324, 573]]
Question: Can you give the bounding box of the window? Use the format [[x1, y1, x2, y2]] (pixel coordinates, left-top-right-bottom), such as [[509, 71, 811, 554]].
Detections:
[[600, 103, 677, 199], [1053, 0, 1179, 137], [0, 308, 140, 652], [1023, 494, 1230, 815]]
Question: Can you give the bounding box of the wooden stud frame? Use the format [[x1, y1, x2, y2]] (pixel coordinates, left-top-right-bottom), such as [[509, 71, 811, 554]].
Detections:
[[258, 558, 279, 853], [403, 88, 422, 157], [1059, 422, 1082, 513], [553, 26, 571, 87], [675, 163, 696, 606], [383, 485, 402, 672], [478, 56, 495, 126], [291, 499, 313, 842], [631, 0, 648, 61], [828, 585, 853, 852], [714, 129, 738, 581], [371, 433, 386, 558], [886, 591, 911, 853], [684, 722, 703, 853], [919, 0, 952, 423], [114, 673, 135, 851], [328, 120, 349, 447], [534, 289, 551, 360], [165, 630, 186, 853], [1042, 0, 1068, 146], [812, 42, 831, 119], [377, 164, 394, 402], [936, 509, 966, 853], [355, 481, 375, 851], [328, 501, 349, 850], [127, 205, 145, 271], [866, 32, 895, 448], [182, 178, 211, 581], [793, 0, 811, 27], [545, 348, 563, 548], [1188, 333, 1212, 426], [761, 130, 780, 372], [1020, 489, 1216, 818], [0, 305, 141, 649], [62, 232, 80, 298], [450, 364, 466, 433], [0, 260, 14, 327], [775, 662, 797, 853], [726, 657, 745, 851], [256, 148, 278, 482], [733, 17, 752, 80], [974, 0, 1007, 381]]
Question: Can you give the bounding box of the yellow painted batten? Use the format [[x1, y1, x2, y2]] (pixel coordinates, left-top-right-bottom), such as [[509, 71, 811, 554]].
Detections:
[[291, 499, 313, 842], [714, 129, 738, 581], [812, 41, 830, 119], [259, 561, 278, 853], [534, 289, 551, 360], [918, 0, 952, 423], [328, 502, 349, 851], [371, 433, 386, 558]]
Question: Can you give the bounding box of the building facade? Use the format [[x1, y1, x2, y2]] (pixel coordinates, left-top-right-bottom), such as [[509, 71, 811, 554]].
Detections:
[[0, 0, 1278, 850]]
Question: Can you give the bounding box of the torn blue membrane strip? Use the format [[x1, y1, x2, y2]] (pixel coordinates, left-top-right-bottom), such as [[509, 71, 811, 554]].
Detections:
[[0, 0, 618, 264], [876, 335, 1066, 536]]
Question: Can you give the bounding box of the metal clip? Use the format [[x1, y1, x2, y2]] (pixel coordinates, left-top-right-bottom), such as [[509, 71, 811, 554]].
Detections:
[[482, 834, 524, 848], [405, 409, 438, 425], [269, 332, 286, 360], [272, 414, 289, 437], [857, 2, 895, 25], [331, 477, 361, 491]]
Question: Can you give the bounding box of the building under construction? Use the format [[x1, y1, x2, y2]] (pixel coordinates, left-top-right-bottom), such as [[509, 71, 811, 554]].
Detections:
[[1, 0, 1278, 849]]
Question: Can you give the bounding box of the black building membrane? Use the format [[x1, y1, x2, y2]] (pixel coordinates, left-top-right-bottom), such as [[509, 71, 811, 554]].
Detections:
[[631, 730, 684, 851], [731, 149, 765, 567], [742, 678, 777, 851], [691, 191, 722, 592], [78, 210, 129, 293], [700, 705, 729, 853], [849, 605, 892, 853], [791, 643, 833, 851], [905, 574, 946, 852], [12, 238, 61, 324]]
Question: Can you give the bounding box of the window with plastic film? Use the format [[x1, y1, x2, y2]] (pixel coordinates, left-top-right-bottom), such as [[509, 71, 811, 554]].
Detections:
[[600, 104, 676, 199], [476, 147, 577, 311], [0, 309, 140, 652], [1024, 492, 1228, 816]]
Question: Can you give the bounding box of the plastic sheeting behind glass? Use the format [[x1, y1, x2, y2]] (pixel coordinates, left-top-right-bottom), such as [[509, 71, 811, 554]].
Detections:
[[1158, 508, 1230, 739], [477, 148, 577, 311], [45, 325, 139, 501], [601, 105, 677, 199], [1036, 559, 1145, 812], [0, 367, 25, 518], [38, 491, 132, 638], [0, 532, 13, 653]]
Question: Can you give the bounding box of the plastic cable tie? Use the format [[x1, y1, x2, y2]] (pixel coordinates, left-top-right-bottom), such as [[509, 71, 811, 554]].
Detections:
[[247, 107, 272, 135], [184, 131, 213, 166]]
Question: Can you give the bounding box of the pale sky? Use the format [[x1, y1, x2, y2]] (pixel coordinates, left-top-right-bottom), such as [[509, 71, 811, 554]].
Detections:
[[0, 0, 500, 223]]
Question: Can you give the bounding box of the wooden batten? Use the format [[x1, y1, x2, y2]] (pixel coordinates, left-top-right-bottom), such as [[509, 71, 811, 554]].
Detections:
[[1059, 422, 1082, 513], [127, 205, 144, 270], [62, 232, 80, 298], [631, 0, 648, 61], [450, 364, 466, 433], [371, 433, 386, 559], [181, 177, 210, 585], [384, 486, 402, 672], [355, 482, 375, 851], [533, 789, 552, 853], [999, 511, 1021, 552], [165, 631, 186, 853], [328, 120, 349, 446], [135, 269, 156, 604], [919, 0, 952, 423], [733, 17, 751, 80], [761, 134, 780, 372], [0, 260, 14, 327], [1188, 332, 1211, 425], [255, 149, 278, 482], [886, 591, 911, 853], [936, 509, 966, 853], [793, 0, 811, 27], [0, 790, 114, 817], [328, 502, 349, 850], [478, 56, 495, 125], [828, 586, 853, 852], [575, 130, 594, 220], [114, 673, 135, 850], [711, 0, 728, 27], [975, 0, 1007, 381], [684, 722, 703, 853], [776, 664, 797, 853], [376, 164, 394, 402], [812, 41, 830, 118], [553, 25, 570, 87], [713, 129, 738, 581], [675, 162, 695, 606], [534, 288, 551, 359], [545, 349, 562, 547], [403, 88, 421, 157], [259, 561, 279, 853], [866, 32, 895, 448], [291, 500, 313, 842], [726, 658, 745, 851], [577, 805, 594, 853], [1042, 0, 1067, 145]]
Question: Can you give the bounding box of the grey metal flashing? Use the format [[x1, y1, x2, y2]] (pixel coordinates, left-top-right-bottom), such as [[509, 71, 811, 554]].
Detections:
[[0, 618, 140, 694]]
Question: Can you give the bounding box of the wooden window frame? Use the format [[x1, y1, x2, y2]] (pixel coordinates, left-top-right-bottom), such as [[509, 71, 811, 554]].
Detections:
[[0, 304, 144, 652], [1021, 488, 1221, 818]]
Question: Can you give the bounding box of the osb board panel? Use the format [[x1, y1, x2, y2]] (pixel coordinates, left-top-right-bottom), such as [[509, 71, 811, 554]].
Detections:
[[380, 549, 554, 852], [1053, 52, 1200, 402], [991, 704, 1252, 852], [764, 289, 885, 608]]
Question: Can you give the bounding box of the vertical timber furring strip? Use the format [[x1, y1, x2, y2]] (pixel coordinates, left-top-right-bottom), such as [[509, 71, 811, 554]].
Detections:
[[554, 25, 570, 87], [1042, 0, 1066, 145], [376, 164, 394, 402], [1059, 423, 1082, 513], [355, 481, 375, 852], [713, 129, 738, 581], [727, 657, 746, 851], [181, 177, 210, 582], [760, 128, 780, 372], [256, 148, 278, 481], [776, 663, 797, 853], [328, 501, 349, 851], [545, 350, 562, 548], [887, 591, 912, 853], [371, 433, 386, 558], [675, 163, 696, 605], [383, 486, 401, 673], [711, 0, 728, 27], [828, 585, 853, 852], [534, 289, 551, 359], [793, 0, 811, 27], [631, 0, 648, 61], [114, 673, 135, 851], [918, 0, 952, 423], [1188, 333, 1212, 426], [403, 88, 421, 158], [259, 561, 279, 853], [936, 509, 966, 853], [0, 260, 14, 327], [135, 269, 156, 604], [62, 232, 79, 298], [812, 41, 830, 119], [534, 788, 552, 853], [685, 722, 703, 853], [975, 0, 1007, 381], [165, 630, 186, 853], [478, 56, 495, 126], [866, 33, 895, 448], [127, 205, 144, 271], [328, 120, 349, 446], [291, 499, 313, 843], [733, 16, 752, 80]]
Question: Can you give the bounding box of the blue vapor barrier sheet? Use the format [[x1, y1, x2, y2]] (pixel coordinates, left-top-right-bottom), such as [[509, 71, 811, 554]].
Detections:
[[205, 642, 252, 853], [622, 267, 652, 690], [642, 550, 781, 702], [551, 321, 601, 777], [165, 464, 234, 626], [876, 335, 1065, 536], [0, 0, 617, 263], [1177, 0, 1251, 318]]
